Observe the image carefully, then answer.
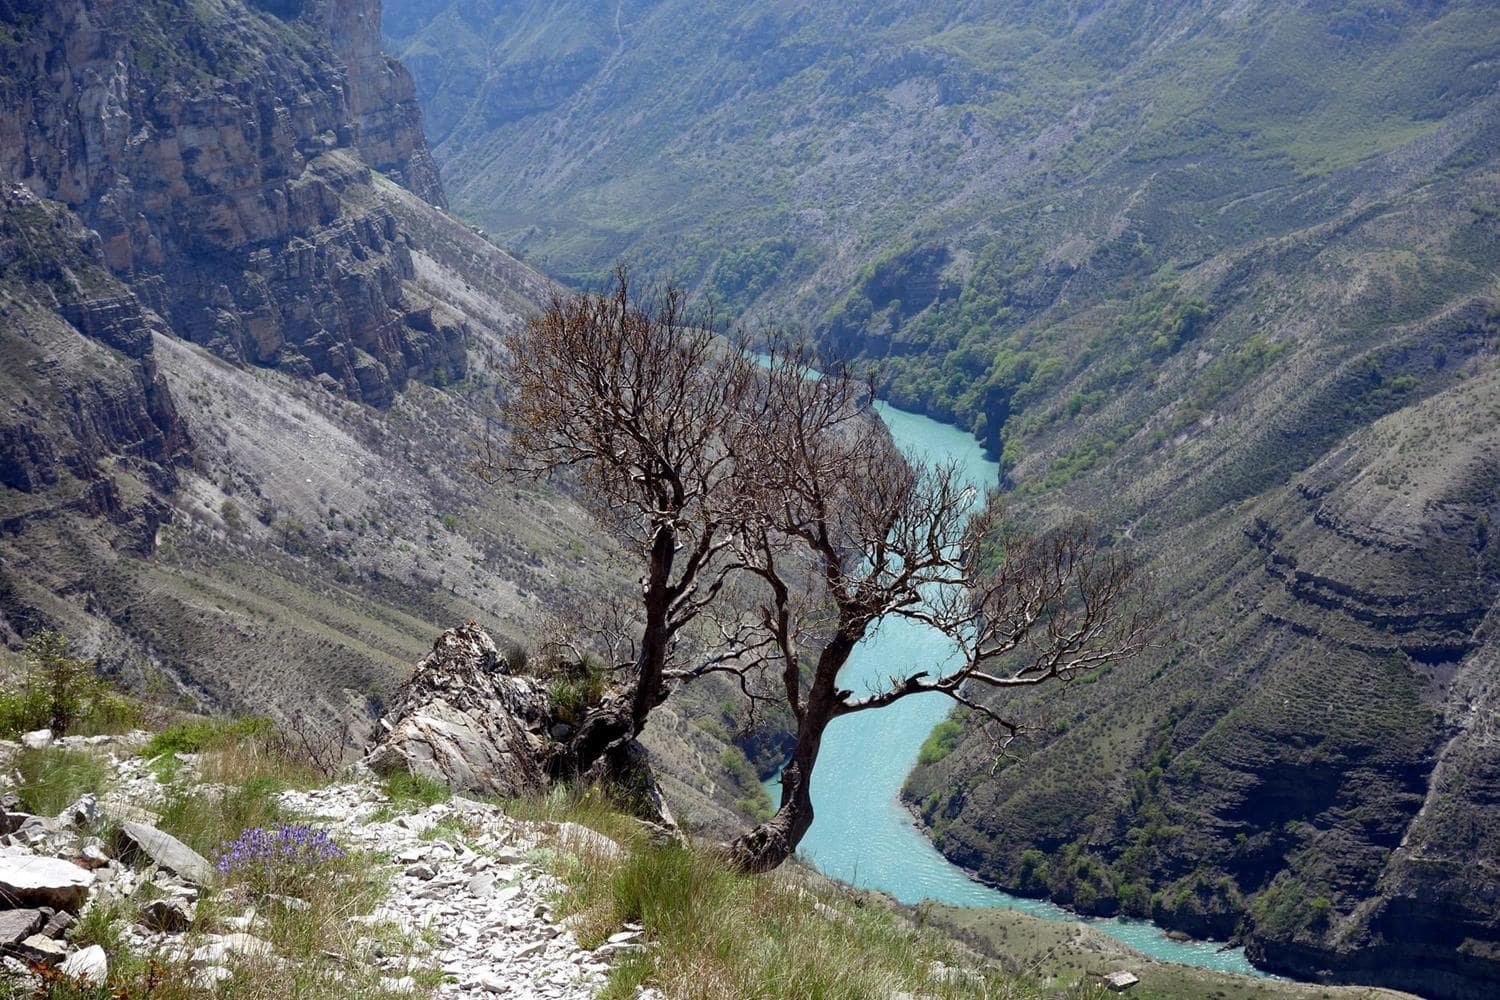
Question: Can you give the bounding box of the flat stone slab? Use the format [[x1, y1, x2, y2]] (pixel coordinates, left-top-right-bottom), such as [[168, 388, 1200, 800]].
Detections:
[[0, 855, 94, 911], [118, 821, 214, 883], [0, 908, 44, 945]]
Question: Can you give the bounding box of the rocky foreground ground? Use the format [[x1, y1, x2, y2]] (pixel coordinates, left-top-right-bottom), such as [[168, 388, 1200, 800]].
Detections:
[[0, 730, 659, 999]]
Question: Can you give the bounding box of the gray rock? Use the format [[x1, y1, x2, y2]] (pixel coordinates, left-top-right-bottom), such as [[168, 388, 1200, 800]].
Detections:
[[555, 822, 623, 861], [77, 842, 111, 869], [117, 821, 214, 883], [12, 933, 67, 965], [190, 932, 271, 965], [56, 794, 98, 829], [0, 811, 32, 836], [14, 815, 56, 842], [0, 855, 94, 911], [20, 729, 52, 749], [41, 910, 75, 939], [194, 965, 233, 988], [265, 894, 310, 912], [1102, 970, 1141, 992], [365, 624, 554, 798], [59, 944, 107, 984], [140, 897, 194, 932], [0, 909, 44, 946]]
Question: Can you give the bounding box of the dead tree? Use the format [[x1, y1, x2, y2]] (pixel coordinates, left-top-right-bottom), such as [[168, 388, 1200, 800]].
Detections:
[[481, 266, 765, 779], [721, 344, 1158, 872]]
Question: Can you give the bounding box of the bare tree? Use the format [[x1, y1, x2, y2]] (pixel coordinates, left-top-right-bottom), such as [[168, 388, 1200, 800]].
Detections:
[[481, 266, 765, 778], [721, 344, 1158, 872], [482, 273, 1154, 859]]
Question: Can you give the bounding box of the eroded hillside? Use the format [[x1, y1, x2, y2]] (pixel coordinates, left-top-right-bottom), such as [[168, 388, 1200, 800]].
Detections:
[[0, 0, 760, 837], [383, 1, 1500, 995]]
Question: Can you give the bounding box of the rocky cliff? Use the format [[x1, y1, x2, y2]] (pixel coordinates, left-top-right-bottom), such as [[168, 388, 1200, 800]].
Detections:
[[0, 0, 583, 723], [0, 0, 765, 842], [1, 0, 459, 405]]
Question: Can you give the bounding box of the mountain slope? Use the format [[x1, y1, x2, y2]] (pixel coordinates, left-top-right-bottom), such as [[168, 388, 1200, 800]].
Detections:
[[0, 0, 770, 840], [0, 0, 593, 716], [382, 1, 1500, 994]]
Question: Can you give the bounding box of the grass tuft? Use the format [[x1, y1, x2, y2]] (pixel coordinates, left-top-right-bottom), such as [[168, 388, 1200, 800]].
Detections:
[[373, 771, 452, 818], [9, 746, 112, 816], [528, 789, 1082, 1000]]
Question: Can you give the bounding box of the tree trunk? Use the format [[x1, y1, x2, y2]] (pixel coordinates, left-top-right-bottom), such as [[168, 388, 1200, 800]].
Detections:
[[723, 635, 855, 873], [629, 522, 677, 733], [722, 717, 826, 873]]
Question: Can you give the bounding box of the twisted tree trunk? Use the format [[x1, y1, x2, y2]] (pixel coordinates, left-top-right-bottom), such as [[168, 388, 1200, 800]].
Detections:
[[723, 634, 856, 872]]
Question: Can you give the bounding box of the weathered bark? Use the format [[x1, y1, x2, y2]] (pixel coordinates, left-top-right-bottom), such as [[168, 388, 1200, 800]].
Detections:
[[629, 522, 677, 734], [723, 635, 855, 872], [724, 717, 825, 873]]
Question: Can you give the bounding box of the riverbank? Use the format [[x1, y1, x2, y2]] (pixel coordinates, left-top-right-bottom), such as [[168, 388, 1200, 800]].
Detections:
[[772, 398, 1282, 977], [919, 903, 1419, 1000], [894, 798, 1266, 969]]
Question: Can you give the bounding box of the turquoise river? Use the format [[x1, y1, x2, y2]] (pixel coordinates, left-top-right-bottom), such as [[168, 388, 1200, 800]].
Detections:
[[763, 400, 1267, 978]]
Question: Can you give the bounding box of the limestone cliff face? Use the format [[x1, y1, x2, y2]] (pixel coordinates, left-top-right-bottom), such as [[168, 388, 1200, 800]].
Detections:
[[0, 184, 189, 560], [0, 0, 561, 715], [0, 0, 462, 406], [323, 0, 448, 207]]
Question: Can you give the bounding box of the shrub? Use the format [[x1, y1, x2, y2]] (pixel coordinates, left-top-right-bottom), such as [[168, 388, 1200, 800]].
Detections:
[[917, 718, 964, 766], [0, 631, 143, 738]]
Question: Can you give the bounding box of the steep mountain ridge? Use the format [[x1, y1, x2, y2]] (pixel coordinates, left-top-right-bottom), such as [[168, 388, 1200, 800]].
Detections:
[[0, 0, 768, 839], [0, 0, 558, 715], [383, 0, 1500, 994]]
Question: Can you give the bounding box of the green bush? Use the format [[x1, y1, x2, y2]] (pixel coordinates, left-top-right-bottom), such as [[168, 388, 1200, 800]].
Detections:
[[0, 631, 144, 738], [917, 718, 964, 766]]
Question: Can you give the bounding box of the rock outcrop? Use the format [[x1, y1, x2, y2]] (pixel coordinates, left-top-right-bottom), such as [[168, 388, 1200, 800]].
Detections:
[[367, 624, 554, 798], [0, 856, 94, 912], [324, 0, 448, 208], [0, 0, 466, 406], [116, 821, 215, 885]]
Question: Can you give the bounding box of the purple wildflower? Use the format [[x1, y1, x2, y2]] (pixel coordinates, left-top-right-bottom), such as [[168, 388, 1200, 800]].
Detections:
[[215, 823, 345, 880]]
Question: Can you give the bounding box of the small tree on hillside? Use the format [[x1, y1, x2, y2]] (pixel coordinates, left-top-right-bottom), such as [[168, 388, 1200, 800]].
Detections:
[[720, 342, 1158, 872], [483, 266, 767, 780], [486, 272, 1155, 858]]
